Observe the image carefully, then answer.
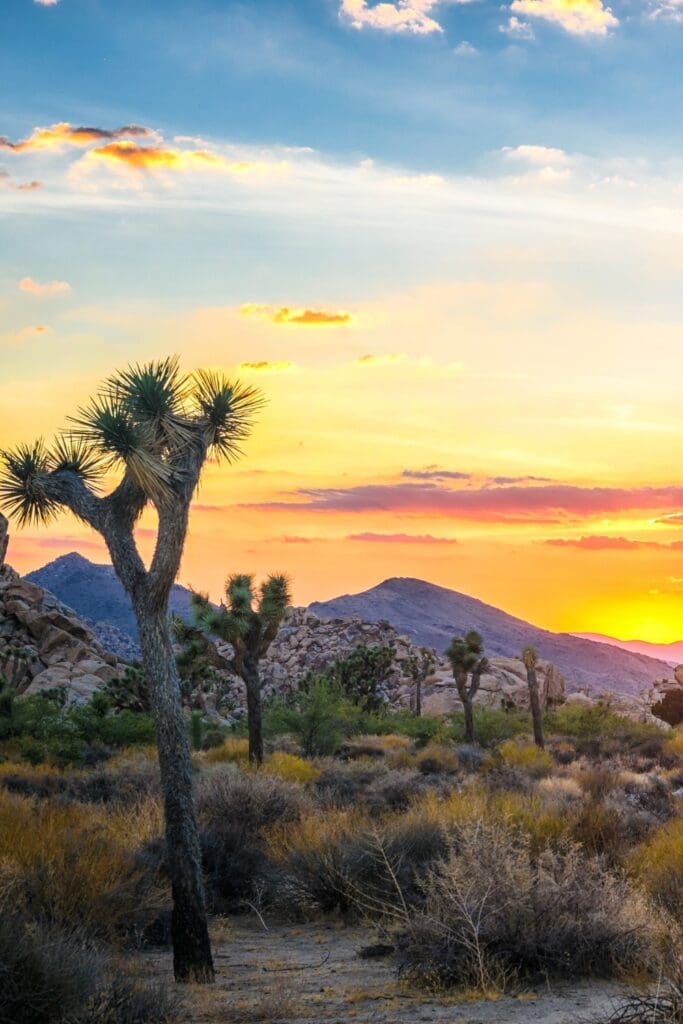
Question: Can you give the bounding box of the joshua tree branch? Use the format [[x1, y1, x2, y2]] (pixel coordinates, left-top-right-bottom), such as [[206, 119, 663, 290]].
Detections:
[[40, 470, 105, 531]]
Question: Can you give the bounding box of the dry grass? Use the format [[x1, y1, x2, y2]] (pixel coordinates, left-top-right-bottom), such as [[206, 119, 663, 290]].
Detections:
[[203, 737, 251, 765], [0, 788, 167, 942], [264, 751, 321, 784]]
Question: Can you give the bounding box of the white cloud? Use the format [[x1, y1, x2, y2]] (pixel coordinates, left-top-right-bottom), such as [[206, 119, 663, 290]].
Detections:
[[19, 276, 71, 296], [34, 0, 61, 5], [648, 0, 683, 20], [500, 14, 535, 36], [503, 144, 569, 166], [509, 0, 618, 36], [453, 40, 478, 54], [339, 0, 469, 35]]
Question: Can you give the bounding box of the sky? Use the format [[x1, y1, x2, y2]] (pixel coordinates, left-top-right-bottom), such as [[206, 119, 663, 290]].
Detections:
[[3, 0, 683, 642]]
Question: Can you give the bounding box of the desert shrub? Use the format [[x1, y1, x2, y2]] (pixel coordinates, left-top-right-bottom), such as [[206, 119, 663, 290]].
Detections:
[[630, 816, 683, 916], [264, 680, 364, 757], [545, 704, 665, 760], [492, 739, 554, 779], [314, 761, 391, 808], [203, 736, 250, 765], [0, 789, 167, 942], [450, 708, 531, 748], [325, 644, 396, 713], [576, 765, 620, 801], [0, 757, 159, 806], [197, 767, 309, 910], [665, 731, 683, 761], [265, 752, 320, 784], [339, 732, 412, 760], [0, 690, 155, 767], [396, 820, 663, 992], [271, 809, 448, 918], [415, 742, 460, 775], [369, 710, 446, 747], [0, 911, 177, 1024]]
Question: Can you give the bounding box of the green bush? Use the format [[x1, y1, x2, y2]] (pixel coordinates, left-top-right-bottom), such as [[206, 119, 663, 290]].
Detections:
[[264, 679, 363, 756], [449, 708, 531, 748], [0, 691, 155, 767], [365, 710, 446, 746]]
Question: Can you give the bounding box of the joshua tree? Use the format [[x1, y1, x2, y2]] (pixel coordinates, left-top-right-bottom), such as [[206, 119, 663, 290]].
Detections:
[[522, 645, 545, 749], [400, 646, 437, 717], [192, 573, 290, 764], [0, 356, 262, 983], [446, 629, 488, 744]]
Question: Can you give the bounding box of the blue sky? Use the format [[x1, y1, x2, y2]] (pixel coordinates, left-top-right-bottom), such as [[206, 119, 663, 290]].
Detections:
[[5, 0, 683, 640]]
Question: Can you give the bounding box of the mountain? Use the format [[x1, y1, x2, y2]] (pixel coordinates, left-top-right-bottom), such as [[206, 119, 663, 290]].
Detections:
[[573, 633, 683, 667], [310, 577, 674, 695], [26, 553, 194, 659]]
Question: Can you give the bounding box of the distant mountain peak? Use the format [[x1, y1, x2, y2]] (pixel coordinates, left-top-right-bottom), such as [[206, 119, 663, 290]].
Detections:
[[310, 576, 673, 696]]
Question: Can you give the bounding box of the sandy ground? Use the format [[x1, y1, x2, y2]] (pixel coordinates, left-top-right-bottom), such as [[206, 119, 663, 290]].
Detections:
[[143, 919, 629, 1024]]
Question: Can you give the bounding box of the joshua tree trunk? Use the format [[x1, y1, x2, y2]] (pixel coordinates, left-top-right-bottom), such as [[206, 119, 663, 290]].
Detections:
[[456, 673, 475, 744], [244, 656, 264, 765], [137, 605, 214, 982], [415, 676, 422, 717], [526, 666, 544, 749]]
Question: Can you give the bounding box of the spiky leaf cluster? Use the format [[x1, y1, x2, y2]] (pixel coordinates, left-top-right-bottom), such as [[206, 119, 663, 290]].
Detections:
[[0, 356, 264, 520], [446, 629, 485, 676]]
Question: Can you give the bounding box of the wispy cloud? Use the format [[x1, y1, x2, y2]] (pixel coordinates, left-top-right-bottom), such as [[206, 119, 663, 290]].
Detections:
[[500, 14, 535, 36], [0, 122, 155, 153], [83, 141, 275, 177], [241, 304, 352, 325], [34, 0, 62, 6], [348, 531, 458, 543], [19, 276, 71, 296], [340, 0, 470, 35], [352, 352, 407, 366], [239, 360, 298, 373], [508, 0, 618, 36], [402, 467, 472, 481], [544, 535, 683, 551], [242, 481, 683, 523]]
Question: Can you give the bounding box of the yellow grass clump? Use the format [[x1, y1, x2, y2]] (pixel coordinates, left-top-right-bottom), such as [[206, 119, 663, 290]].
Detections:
[[203, 736, 250, 765], [265, 752, 321, 784], [493, 739, 554, 778], [629, 816, 683, 914]]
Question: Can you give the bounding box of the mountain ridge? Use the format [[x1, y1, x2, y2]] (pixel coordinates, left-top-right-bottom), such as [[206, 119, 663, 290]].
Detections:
[[310, 576, 673, 695]]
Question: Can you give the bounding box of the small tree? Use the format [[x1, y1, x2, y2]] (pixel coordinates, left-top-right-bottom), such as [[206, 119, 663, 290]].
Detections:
[[522, 646, 544, 749], [400, 646, 437, 717], [192, 574, 290, 764], [446, 630, 488, 744], [0, 356, 263, 983]]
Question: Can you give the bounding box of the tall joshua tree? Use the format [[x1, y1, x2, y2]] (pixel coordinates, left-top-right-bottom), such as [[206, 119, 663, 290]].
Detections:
[[192, 573, 291, 764], [446, 629, 488, 744], [522, 645, 545, 749], [0, 357, 262, 983]]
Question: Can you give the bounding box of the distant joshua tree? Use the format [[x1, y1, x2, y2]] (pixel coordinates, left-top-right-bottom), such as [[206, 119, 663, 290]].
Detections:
[[192, 573, 291, 764], [446, 630, 488, 744], [0, 356, 263, 983], [522, 646, 545, 749], [401, 646, 437, 717]]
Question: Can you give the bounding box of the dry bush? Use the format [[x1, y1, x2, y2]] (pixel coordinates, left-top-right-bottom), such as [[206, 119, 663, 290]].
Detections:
[[196, 766, 309, 911], [665, 732, 683, 762], [492, 739, 555, 779], [0, 757, 160, 806], [396, 820, 665, 993], [313, 761, 449, 814], [0, 789, 167, 943], [536, 775, 583, 808], [630, 817, 683, 916], [203, 737, 250, 766], [415, 742, 461, 775], [340, 733, 412, 760], [264, 751, 320, 784]]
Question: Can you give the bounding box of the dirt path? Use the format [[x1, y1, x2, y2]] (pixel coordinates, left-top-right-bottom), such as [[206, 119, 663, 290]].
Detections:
[[144, 920, 627, 1024]]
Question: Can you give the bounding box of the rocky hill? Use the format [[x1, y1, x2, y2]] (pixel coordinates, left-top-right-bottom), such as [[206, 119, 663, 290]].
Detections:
[[0, 517, 123, 698], [26, 552, 193, 659], [310, 577, 673, 695]]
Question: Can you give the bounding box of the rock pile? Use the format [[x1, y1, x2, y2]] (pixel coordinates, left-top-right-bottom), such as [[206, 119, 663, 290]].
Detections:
[[0, 528, 123, 701], [209, 606, 567, 718]]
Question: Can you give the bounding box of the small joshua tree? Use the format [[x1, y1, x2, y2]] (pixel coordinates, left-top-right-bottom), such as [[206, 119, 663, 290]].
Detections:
[[0, 356, 262, 983], [400, 646, 437, 717], [192, 573, 291, 764], [522, 645, 545, 749], [446, 629, 488, 744]]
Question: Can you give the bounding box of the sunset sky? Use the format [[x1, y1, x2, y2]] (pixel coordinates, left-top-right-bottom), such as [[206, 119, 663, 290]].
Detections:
[[3, 0, 683, 642]]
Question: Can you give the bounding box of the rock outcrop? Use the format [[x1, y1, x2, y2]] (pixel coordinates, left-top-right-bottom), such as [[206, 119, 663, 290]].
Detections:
[[208, 607, 567, 720], [0, 571, 122, 701]]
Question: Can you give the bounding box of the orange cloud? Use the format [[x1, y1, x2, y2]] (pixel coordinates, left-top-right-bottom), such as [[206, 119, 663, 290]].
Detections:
[[353, 352, 407, 366], [240, 304, 352, 326], [19, 276, 71, 296], [348, 532, 458, 544], [509, 0, 617, 35], [545, 535, 683, 551], [85, 141, 274, 176], [0, 122, 155, 153], [239, 360, 297, 373]]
